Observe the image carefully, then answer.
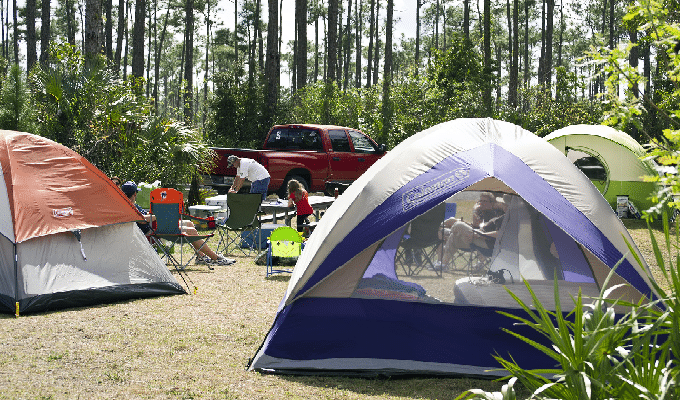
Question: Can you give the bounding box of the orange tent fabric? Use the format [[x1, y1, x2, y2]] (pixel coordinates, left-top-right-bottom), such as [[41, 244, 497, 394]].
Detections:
[[0, 130, 143, 243]]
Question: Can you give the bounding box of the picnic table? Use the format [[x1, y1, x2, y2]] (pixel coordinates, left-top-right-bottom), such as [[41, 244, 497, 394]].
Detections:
[[260, 196, 336, 225]]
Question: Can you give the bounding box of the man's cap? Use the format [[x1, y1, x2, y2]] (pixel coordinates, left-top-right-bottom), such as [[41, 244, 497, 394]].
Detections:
[[227, 155, 238, 167], [121, 181, 140, 195]]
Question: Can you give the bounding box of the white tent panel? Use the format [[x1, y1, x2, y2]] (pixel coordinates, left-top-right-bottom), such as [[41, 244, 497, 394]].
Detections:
[[0, 235, 15, 304], [18, 222, 172, 298], [0, 162, 15, 243]]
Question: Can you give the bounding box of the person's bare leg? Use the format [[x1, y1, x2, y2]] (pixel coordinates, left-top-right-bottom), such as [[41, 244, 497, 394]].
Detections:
[[181, 221, 220, 260], [191, 239, 219, 259]]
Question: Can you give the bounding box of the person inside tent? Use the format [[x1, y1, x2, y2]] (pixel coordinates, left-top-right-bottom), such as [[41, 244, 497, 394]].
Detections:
[[436, 192, 507, 269], [121, 181, 235, 267]]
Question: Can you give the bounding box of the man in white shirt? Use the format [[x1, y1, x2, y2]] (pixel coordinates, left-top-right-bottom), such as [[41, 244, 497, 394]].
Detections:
[[227, 155, 271, 201]]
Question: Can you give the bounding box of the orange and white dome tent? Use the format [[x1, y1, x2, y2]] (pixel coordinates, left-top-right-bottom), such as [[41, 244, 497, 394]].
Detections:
[[0, 130, 184, 314]]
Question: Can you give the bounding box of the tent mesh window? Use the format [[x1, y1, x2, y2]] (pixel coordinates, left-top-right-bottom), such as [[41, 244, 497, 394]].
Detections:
[[351, 190, 600, 311]]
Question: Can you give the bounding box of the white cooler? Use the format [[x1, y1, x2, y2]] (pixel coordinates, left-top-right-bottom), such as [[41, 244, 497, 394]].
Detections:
[[205, 195, 229, 219]]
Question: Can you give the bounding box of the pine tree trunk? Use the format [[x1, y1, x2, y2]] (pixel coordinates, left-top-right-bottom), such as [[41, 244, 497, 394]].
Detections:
[[105, 0, 112, 58], [123, 1, 130, 80], [131, 0, 145, 77], [327, 0, 338, 84], [483, 0, 491, 114], [355, 0, 361, 87], [434, 0, 439, 50], [343, 0, 351, 91], [381, 0, 392, 141], [557, 0, 563, 67], [154, 3, 170, 108], [372, 0, 379, 85], [184, 0, 194, 122], [1, 0, 5, 60], [314, 14, 319, 82], [415, 0, 420, 76], [40, 0, 50, 63], [545, 0, 553, 93], [204, 0, 210, 127], [265, 0, 279, 124], [85, 0, 102, 64], [295, 0, 307, 90], [508, 0, 518, 107], [234, 0, 238, 68], [115, 0, 125, 73], [146, 3, 153, 96], [496, 44, 501, 102], [257, 0, 264, 73], [65, 0, 75, 45], [366, 0, 374, 87], [12, 0, 17, 63], [324, 0, 338, 123], [26, 0, 36, 71], [523, 0, 529, 91], [336, 7, 343, 84], [463, 0, 469, 40], [538, 0, 545, 85], [248, 12, 255, 82]]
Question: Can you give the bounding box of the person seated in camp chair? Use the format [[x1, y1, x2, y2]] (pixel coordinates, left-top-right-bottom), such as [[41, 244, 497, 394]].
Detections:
[[437, 193, 508, 269], [121, 181, 235, 266]]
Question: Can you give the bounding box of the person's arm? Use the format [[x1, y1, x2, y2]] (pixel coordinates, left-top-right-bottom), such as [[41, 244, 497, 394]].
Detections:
[[472, 211, 481, 228], [474, 228, 498, 239], [230, 176, 245, 193]]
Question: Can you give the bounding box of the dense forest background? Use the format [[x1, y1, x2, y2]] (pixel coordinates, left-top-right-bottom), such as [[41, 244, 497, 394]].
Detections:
[[0, 0, 673, 187]]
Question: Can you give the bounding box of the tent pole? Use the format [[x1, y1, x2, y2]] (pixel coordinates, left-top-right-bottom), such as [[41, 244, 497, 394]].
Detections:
[[13, 243, 18, 317]]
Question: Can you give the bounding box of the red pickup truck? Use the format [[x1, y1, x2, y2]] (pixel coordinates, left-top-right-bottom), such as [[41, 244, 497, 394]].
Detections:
[[205, 124, 387, 197]]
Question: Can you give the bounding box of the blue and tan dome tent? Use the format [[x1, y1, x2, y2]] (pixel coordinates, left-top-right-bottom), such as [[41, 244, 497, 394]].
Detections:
[[545, 124, 658, 212], [249, 118, 661, 377]]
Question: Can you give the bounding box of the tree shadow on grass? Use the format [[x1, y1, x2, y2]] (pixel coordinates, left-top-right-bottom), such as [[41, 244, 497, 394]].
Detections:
[[265, 274, 291, 282]]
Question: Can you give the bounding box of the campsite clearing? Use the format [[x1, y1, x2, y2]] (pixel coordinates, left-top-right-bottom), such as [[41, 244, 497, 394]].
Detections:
[[0, 218, 669, 399]]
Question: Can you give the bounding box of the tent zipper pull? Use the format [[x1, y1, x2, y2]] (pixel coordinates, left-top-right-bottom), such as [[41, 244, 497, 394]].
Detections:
[[71, 229, 87, 261]]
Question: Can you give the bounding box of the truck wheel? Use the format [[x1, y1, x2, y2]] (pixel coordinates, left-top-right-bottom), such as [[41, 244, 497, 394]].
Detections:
[[279, 175, 308, 198]]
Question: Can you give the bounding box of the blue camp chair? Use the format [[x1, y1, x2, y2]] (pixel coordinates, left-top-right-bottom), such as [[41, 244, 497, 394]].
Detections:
[[149, 188, 215, 271], [266, 227, 304, 277]]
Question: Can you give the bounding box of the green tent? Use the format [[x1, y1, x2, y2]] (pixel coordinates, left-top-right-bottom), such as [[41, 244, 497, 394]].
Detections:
[[545, 124, 658, 213]]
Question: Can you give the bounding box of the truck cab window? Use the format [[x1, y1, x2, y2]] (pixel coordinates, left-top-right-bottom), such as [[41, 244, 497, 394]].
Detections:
[[266, 129, 290, 149], [266, 128, 322, 150], [329, 130, 351, 152], [349, 130, 377, 153], [301, 130, 323, 150]]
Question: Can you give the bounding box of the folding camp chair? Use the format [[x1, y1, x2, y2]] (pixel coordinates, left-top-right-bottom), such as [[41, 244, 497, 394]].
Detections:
[[214, 193, 263, 256], [453, 236, 495, 276], [266, 226, 304, 277], [149, 188, 215, 271], [394, 203, 447, 277]]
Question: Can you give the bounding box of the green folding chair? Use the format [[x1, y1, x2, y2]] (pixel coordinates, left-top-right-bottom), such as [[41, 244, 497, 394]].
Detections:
[[214, 193, 263, 256], [266, 226, 304, 277]]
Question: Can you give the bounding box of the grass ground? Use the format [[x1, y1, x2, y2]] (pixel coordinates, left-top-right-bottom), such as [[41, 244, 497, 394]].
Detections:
[[0, 218, 671, 400]]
